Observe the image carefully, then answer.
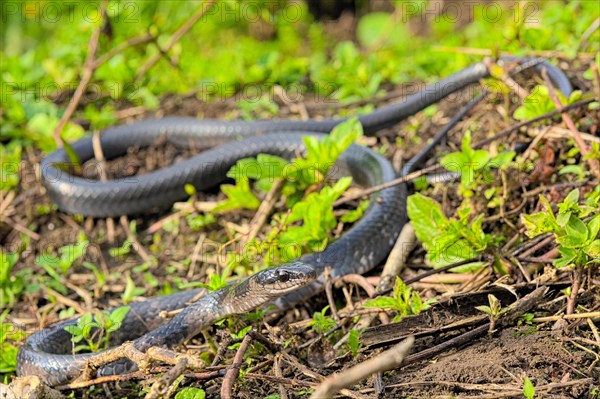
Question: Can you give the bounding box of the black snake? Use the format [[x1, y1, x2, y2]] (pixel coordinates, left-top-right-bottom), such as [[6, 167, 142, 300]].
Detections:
[[16, 57, 572, 385]]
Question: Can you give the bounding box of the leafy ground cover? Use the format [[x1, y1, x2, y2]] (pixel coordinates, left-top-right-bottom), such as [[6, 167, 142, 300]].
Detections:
[[1, 1, 599, 398]]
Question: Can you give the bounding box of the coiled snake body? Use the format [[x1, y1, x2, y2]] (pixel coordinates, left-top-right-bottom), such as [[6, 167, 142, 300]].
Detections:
[[17, 57, 572, 385]]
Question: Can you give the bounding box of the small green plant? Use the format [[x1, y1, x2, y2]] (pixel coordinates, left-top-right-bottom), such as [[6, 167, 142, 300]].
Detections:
[[34, 233, 89, 295], [407, 193, 493, 268], [440, 131, 515, 196], [0, 142, 22, 191], [476, 294, 510, 333], [0, 250, 25, 307], [523, 376, 535, 399], [186, 212, 217, 231], [181, 266, 230, 293], [121, 274, 145, 304], [363, 277, 435, 322], [278, 177, 352, 253], [64, 306, 130, 353], [513, 85, 582, 120], [230, 325, 252, 341], [108, 239, 134, 259], [441, 131, 490, 190], [475, 294, 508, 320], [210, 119, 365, 274], [517, 312, 535, 326], [238, 96, 279, 120], [213, 173, 261, 213], [0, 311, 27, 375], [35, 232, 88, 275], [308, 306, 337, 335], [175, 387, 206, 399], [521, 189, 599, 269], [346, 329, 362, 357]]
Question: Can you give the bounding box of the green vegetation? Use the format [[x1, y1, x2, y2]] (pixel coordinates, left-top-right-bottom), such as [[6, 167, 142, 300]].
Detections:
[[0, 312, 26, 375], [475, 294, 508, 321], [203, 118, 364, 276], [2, 1, 598, 153], [64, 306, 131, 353], [521, 188, 599, 269], [407, 193, 492, 268], [307, 306, 337, 335], [0, 250, 23, 307], [175, 387, 206, 399], [513, 85, 582, 121], [363, 277, 435, 322]]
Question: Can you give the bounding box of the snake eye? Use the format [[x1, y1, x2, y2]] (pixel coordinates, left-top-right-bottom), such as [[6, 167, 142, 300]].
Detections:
[[278, 271, 290, 283]]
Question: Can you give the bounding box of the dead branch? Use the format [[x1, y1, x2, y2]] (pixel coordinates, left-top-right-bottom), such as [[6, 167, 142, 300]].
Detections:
[[51, 1, 107, 147], [310, 337, 414, 399], [135, 0, 217, 80], [220, 332, 252, 399]]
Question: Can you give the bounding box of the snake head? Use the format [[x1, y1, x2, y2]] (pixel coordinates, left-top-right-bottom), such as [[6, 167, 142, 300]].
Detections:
[[254, 262, 316, 295]]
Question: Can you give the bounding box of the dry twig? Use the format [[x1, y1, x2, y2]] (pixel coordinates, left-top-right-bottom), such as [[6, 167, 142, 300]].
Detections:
[[220, 333, 252, 399], [310, 337, 414, 399], [542, 69, 600, 179], [135, 0, 217, 80], [51, 1, 107, 147]]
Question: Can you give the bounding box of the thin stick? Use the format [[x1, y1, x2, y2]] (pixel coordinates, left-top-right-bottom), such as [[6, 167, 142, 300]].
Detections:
[[91, 130, 116, 243], [240, 178, 283, 248], [378, 223, 416, 292], [532, 311, 600, 323], [135, 0, 216, 80], [187, 233, 207, 278], [92, 33, 154, 68], [566, 265, 583, 315], [542, 69, 600, 179], [220, 333, 252, 399], [431, 46, 596, 59], [577, 17, 600, 52], [310, 337, 414, 399], [333, 165, 437, 207], [51, 1, 106, 147], [120, 216, 153, 264], [0, 216, 41, 240]]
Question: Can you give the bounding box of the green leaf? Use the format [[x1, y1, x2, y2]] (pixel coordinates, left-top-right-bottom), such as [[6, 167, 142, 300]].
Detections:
[[554, 246, 577, 268], [559, 165, 585, 181], [347, 329, 360, 357], [440, 152, 467, 173], [184, 184, 197, 196], [59, 136, 81, 170], [564, 216, 588, 242], [214, 180, 260, 213], [490, 151, 515, 169], [513, 85, 559, 120], [470, 150, 491, 170], [523, 377, 535, 399], [121, 275, 144, 304], [362, 297, 398, 309], [357, 12, 393, 48], [106, 306, 130, 333], [340, 200, 370, 223], [586, 240, 600, 258], [175, 387, 206, 399], [587, 215, 600, 242], [407, 193, 447, 246]]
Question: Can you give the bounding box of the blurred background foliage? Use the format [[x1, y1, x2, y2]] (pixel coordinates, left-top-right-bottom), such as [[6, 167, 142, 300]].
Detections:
[[0, 0, 598, 153]]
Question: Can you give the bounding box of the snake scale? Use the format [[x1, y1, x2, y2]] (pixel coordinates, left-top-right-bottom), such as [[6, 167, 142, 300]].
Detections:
[[16, 57, 572, 385]]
